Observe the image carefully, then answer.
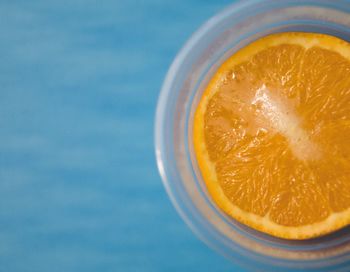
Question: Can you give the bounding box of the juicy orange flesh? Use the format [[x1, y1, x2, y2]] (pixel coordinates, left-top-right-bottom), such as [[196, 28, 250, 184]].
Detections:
[[204, 44, 350, 227]]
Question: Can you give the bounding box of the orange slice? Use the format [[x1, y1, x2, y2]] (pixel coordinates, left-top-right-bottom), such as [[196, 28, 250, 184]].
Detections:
[[193, 32, 350, 239]]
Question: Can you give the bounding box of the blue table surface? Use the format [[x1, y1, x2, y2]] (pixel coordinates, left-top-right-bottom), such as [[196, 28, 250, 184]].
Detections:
[[0, 1, 247, 271]]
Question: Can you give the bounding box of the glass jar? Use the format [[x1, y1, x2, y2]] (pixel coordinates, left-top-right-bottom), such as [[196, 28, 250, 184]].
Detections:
[[155, 1, 350, 270]]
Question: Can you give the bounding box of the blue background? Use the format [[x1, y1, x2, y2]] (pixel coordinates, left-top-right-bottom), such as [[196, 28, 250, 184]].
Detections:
[[0, 0, 244, 271]]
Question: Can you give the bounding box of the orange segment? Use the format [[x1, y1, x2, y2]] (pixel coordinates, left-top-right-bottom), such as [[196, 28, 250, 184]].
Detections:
[[193, 32, 350, 239]]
